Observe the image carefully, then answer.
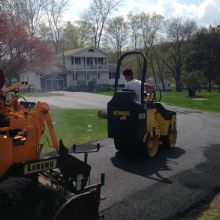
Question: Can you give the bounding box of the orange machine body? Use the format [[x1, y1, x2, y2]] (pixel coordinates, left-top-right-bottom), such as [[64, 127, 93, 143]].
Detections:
[[0, 83, 59, 177]]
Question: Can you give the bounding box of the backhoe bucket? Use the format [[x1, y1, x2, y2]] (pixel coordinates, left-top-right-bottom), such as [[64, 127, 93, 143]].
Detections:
[[53, 188, 101, 220]]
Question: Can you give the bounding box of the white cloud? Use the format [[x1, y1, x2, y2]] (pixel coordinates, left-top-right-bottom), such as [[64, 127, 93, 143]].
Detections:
[[63, 0, 91, 22], [63, 0, 220, 26], [156, 0, 220, 25], [118, 0, 163, 16]]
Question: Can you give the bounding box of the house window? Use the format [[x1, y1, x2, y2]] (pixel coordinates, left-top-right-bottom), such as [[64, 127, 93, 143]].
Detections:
[[87, 57, 92, 65], [98, 73, 100, 80], [75, 73, 77, 80], [109, 72, 115, 79], [75, 57, 81, 65], [71, 57, 74, 65], [97, 58, 103, 65]]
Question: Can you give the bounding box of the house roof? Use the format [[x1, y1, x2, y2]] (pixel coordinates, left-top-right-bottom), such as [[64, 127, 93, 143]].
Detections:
[[57, 47, 108, 58], [36, 64, 73, 75]]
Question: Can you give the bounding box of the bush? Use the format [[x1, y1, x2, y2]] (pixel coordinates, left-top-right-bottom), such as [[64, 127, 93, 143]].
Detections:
[[183, 71, 205, 97]]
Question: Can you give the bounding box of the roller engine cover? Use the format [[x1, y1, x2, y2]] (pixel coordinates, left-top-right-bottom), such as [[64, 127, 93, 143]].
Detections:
[[107, 90, 146, 142]]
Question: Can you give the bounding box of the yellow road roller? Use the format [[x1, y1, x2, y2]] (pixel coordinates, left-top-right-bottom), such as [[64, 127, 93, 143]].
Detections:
[[107, 51, 177, 157]]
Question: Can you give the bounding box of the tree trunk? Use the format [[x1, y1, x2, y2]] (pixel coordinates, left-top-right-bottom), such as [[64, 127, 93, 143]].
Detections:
[[208, 79, 212, 92], [175, 78, 182, 91], [158, 71, 165, 91], [188, 88, 196, 97], [175, 68, 182, 91]]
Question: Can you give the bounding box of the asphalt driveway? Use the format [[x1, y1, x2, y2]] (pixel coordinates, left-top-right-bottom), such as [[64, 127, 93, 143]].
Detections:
[[26, 91, 111, 109], [26, 91, 220, 219], [87, 109, 220, 220]]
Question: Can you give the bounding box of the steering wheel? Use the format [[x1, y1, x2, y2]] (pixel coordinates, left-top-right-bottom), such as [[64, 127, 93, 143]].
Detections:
[[18, 95, 27, 102], [153, 84, 161, 102]]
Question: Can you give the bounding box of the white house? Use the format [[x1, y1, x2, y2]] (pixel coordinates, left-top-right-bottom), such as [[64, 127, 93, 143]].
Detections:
[[20, 47, 126, 91], [20, 65, 67, 91], [57, 47, 126, 89]]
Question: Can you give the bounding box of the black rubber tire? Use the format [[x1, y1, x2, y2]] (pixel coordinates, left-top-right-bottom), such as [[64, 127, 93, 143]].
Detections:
[[114, 139, 135, 151], [145, 136, 160, 158], [114, 139, 124, 151], [162, 131, 177, 149], [114, 139, 145, 154], [0, 177, 66, 220]]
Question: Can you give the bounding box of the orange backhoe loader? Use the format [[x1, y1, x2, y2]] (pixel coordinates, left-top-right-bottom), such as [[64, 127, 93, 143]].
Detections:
[[0, 70, 104, 220]]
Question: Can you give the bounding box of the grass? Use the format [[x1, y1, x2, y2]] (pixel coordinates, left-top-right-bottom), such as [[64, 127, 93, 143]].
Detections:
[[162, 90, 220, 113], [41, 109, 107, 154], [97, 88, 220, 113], [95, 87, 115, 96], [19, 92, 64, 97], [197, 194, 220, 220]]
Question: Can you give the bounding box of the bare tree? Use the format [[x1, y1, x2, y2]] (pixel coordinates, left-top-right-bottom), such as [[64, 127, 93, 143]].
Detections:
[[80, 0, 121, 48], [106, 16, 128, 60], [0, 0, 18, 20], [127, 12, 163, 80], [45, 0, 69, 53], [0, 0, 45, 38], [38, 23, 51, 41], [76, 20, 93, 47], [127, 12, 142, 51], [162, 18, 197, 91], [149, 45, 173, 91], [139, 12, 164, 58], [12, 0, 45, 37], [62, 21, 84, 50]]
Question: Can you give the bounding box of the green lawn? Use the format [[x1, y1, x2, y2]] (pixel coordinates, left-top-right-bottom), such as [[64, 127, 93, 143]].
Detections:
[[95, 87, 115, 96], [162, 90, 220, 113], [197, 193, 220, 220], [97, 89, 220, 113], [41, 109, 107, 154]]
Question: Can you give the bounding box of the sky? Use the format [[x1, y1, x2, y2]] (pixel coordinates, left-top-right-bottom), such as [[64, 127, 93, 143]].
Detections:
[[64, 0, 220, 26]]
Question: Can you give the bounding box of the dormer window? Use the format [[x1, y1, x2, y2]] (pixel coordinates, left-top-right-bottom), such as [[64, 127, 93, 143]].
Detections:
[[88, 48, 95, 52]]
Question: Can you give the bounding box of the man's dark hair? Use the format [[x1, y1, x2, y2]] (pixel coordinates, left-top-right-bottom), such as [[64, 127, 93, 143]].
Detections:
[[123, 69, 133, 76]]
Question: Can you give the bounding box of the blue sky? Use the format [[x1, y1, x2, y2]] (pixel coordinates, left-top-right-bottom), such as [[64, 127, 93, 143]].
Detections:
[[64, 0, 220, 26]]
